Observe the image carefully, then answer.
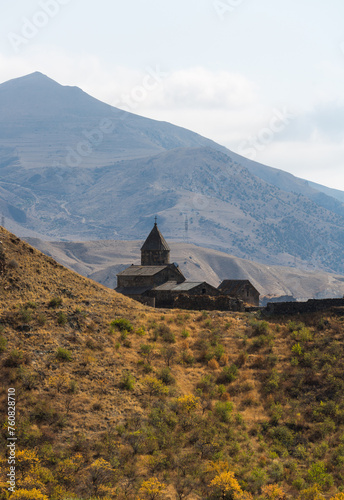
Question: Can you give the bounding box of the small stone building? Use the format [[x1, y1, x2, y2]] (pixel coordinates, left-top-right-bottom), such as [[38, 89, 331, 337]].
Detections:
[[148, 280, 220, 308], [218, 280, 260, 306], [116, 221, 186, 305], [116, 221, 258, 310]]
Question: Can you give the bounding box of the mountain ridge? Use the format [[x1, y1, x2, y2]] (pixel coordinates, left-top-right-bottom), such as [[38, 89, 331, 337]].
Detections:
[[1, 72, 344, 275]]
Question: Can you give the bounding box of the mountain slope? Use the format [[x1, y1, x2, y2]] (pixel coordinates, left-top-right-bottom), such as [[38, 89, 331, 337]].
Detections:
[[1, 227, 344, 499], [2, 72, 344, 275]]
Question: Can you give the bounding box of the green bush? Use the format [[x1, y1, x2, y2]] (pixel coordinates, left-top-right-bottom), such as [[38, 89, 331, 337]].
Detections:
[[180, 350, 195, 365], [214, 401, 234, 423], [292, 327, 313, 342], [181, 329, 190, 338], [287, 320, 305, 332], [57, 312, 67, 326], [110, 318, 133, 332], [265, 369, 280, 393], [19, 307, 33, 323], [307, 461, 334, 489], [0, 335, 7, 353], [196, 374, 216, 395], [217, 364, 238, 384], [140, 344, 155, 364], [158, 367, 175, 385], [48, 297, 63, 308], [250, 320, 270, 336], [56, 347, 72, 362], [154, 324, 175, 343], [136, 327, 146, 336], [120, 371, 135, 391]]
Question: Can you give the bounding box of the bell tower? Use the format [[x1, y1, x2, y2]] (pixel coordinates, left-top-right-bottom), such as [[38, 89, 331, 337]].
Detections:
[[141, 218, 170, 266]]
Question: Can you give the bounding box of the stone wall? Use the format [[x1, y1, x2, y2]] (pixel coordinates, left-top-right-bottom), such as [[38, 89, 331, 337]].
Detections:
[[263, 298, 344, 316], [173, 294, 244, 312]]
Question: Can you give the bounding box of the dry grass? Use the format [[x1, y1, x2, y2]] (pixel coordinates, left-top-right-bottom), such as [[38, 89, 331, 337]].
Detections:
[[0, 228, 344, 499]]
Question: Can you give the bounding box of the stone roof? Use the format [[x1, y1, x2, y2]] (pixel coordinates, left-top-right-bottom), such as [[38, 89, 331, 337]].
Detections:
[[218, 280, 259, 294], [141, 223, 170, 252], [153, 281, 209, 292], [117, 265, 168, 277]]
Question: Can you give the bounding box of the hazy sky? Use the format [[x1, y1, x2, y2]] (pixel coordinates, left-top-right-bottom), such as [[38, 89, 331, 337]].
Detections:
[[1, 0, 344, 189]]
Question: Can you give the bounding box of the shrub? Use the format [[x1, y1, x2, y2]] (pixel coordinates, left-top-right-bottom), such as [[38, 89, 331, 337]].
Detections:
[[161, 346, 176, 367], [177, 394, 200, 413], [37, 314, 46, 326], [179, 349, 195, 365], [48, 297, 62, 308], [292, 327, 313, 342], [57, 311, 67, 326], [136, 326, 146, 336], [69, 380, 79, 393], [158, 367, 175, 385], [307, 461, 334, 489], [197, 374, 216, 395], [140, 344, 155, 364], [181, 328, 190, 338], [269, 425, 295, 448], [251, 334, 274, 351], [209, 469, 243, 499], [3, 349, 27, 367], [143, 376, 169, 397], [155, 324, 175, 343], [139, 478, 166, 499], [214, 401, 234, 423], [9, 489, 49, 499], [288, 320, 305, 332], [217, 364, 238, 384], [56, 347, 72, 362], [250, 319, 270, 335], [265, 369, 280, 393], [0, 335, 7, 353], [19, 307, 33, 323], [110, 318, 133, 332], [120, 370, 135, 390]]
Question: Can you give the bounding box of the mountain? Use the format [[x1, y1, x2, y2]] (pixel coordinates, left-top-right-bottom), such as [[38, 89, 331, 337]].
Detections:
[[2, 72, 344, 274], [1, 227, 344, 499], [25, 237, 344, 302]]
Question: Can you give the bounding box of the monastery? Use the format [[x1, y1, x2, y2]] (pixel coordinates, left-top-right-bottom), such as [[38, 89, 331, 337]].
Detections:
[[116, 220, 259, 309]]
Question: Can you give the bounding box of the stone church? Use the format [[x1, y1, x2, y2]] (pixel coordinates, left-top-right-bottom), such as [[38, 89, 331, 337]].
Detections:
[[116, 220, 259, 308]]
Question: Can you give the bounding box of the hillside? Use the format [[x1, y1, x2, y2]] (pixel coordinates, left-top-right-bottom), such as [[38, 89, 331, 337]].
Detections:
[[2, 73, 344, 275], [25, 237, 344, 302], [1, 228, 344, 500]]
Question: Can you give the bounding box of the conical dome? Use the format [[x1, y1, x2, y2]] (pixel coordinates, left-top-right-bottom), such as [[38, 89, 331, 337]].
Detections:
[[141, 222, 170, 251], [141, 222, 170, 265]]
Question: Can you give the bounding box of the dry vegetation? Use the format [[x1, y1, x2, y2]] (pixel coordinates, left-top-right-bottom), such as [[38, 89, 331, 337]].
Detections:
[[0, 228, 343, 500]]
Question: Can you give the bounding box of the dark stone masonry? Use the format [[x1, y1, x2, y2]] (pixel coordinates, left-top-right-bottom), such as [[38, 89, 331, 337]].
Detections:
[[116, 220, 259, 310], [263, 298, 344, 316]]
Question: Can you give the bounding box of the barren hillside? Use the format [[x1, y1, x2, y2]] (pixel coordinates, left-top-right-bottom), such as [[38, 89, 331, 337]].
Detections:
[[0, 228, 344, 499]]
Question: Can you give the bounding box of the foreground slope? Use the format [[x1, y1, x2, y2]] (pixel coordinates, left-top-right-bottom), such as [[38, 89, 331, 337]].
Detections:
[[1, 228, 344, 499], [25, 237, 344, 301], [2, 73, 344, 275]]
